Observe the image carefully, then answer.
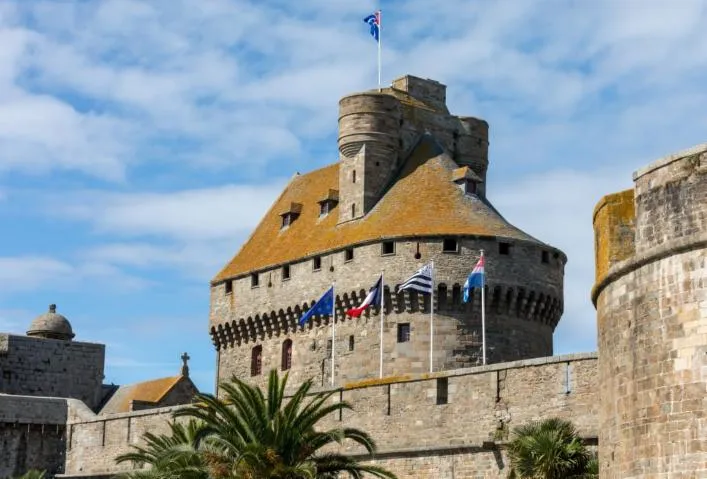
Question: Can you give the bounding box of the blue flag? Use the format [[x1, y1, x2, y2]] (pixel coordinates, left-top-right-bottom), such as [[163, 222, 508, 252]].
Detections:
[[299, 286, 335, 326], [363, 11, 380, 42]]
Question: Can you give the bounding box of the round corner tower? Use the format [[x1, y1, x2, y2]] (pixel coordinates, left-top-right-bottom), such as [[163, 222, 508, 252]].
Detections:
[[592, 143, 707, 478], [210, 75, 566, 392]]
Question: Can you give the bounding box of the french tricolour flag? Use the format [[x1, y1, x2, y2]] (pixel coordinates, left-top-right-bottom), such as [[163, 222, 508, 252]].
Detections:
[[463, 256, 485, 303], [346, 275, 383, 317]]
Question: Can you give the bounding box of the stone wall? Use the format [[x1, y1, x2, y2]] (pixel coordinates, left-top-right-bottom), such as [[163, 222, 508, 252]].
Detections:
[[63, 354, 597, 477], [0, 395, 69, 477], [593, 143, 707, 479], [211, 236, 564, 391], [0, 334, 105, 411]]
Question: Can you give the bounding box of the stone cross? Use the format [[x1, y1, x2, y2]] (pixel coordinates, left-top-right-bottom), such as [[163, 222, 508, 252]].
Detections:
[[181, 352, 190, 377]]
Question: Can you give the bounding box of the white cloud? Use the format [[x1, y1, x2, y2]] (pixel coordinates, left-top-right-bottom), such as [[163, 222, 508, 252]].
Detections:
[[50, 182, 285, 241]]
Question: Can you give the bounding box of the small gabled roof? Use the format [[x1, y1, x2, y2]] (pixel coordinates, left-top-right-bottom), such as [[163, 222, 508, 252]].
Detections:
[[99, 376, 185, 415], [213, 136, 548, 284], [452, 166, 483, 183]]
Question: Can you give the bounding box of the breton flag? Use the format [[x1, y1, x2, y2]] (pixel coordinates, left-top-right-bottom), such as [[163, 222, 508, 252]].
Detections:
[[346, 275, 383, 318], [363, 11, 380, 42], [463, 256, 485, 303], [398, 263, 433, 294], [299, 286, 334, 326]]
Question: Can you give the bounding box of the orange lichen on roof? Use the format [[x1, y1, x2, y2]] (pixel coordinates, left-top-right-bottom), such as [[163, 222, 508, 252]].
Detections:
[[99, 376, 182, 414], [213, 137, 542, 283]]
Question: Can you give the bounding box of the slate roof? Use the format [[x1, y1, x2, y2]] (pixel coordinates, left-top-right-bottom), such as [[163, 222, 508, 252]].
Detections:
[[213, 135, 545, 283], [99, 376, 183, 415]]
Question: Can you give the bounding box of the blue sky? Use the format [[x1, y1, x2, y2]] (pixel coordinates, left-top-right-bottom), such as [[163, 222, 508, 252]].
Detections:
[[1, 0, 706, 393]]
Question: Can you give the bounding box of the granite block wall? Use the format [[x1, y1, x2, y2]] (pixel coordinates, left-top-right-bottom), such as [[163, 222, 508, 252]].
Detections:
[[62, 354, 597, 477], [211, 237, 564, 391], [0, 335, 105, 411]]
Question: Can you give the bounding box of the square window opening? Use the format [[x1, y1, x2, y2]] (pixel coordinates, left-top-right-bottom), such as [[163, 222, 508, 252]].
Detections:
[[499, 242, 511, 255], [541, 251, 549, 264], [436, 377, 448, 405], [282, 264, 291, 280], [344, 248, 354, 262], [313, 256, 322, 271], [397, 323, 411, 343], [251, 273, 259, 288], [381, 241, 395, 256], [442, 238, 459, 253]]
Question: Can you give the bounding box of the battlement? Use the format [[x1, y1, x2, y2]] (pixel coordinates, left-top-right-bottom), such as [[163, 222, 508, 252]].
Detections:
[[391, 75, 447, 110], [62, 354, 598, 477]]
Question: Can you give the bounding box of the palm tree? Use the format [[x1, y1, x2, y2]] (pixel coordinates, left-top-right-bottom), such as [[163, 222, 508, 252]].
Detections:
[[506, 418, 596, 479], [173, 369, 396, 479], [115, 419, 209, 479], [14, 470, 46, 479]]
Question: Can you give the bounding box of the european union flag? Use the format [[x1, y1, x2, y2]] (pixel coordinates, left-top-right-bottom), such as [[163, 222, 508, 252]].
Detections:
[[299, 286, 335, 326]]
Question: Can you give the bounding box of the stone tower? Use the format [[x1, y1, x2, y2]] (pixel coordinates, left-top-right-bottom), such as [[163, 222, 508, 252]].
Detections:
[[210, 75, 565, 390], [592, 143, 707, 478]]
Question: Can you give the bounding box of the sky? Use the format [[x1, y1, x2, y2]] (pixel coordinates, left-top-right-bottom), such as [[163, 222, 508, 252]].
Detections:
[[1, 0, 706, 394]]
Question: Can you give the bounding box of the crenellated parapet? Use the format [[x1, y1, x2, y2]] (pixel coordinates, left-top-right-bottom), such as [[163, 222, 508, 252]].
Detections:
[[210, 282, 562, 350]]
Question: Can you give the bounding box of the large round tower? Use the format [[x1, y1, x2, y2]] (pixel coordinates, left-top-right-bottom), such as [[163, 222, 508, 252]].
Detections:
[[592, 143, 707, 478]]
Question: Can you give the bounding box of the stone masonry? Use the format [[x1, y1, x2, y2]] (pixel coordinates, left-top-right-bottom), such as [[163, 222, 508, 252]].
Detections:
[[593, 143, 707, 478]]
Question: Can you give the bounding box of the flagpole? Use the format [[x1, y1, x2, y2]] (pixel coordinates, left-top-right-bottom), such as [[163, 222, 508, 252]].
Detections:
[[377, 10, 382, 91], [331, 283, 336, 387], [480, 250, 487, 365], [379, 271, 384, 378], [429, 260, 435, 374]]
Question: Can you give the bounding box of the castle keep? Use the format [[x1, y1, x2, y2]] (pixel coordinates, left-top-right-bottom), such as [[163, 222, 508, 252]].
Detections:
[[0, 75, 703, 479], [210, 75, 566, 389]]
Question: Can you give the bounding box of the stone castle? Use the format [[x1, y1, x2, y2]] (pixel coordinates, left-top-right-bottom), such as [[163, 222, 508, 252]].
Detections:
[[0, 75, 704, 478]]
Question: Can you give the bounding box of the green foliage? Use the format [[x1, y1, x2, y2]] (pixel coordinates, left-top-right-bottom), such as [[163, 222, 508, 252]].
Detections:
[[116, 369, 397, 479], [14, 470, 46, 479], [506, 418, 596, 479]]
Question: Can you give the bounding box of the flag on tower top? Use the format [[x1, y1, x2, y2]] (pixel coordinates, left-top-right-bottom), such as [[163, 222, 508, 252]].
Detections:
[[463, 256, 485, 303], [346, 275, 383, 318], [363, 11, 380, 42]]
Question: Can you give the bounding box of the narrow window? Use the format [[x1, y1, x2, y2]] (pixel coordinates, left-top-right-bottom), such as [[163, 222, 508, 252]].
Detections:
[[541, 251, 549, 264], [381, 241, 395, 256], [438, 283, 448, 308], [313, 256, 322, 271], [499, 242, 510, 255], [251, 273, 259, 288], [436, 377, 449, 405], [452, 285, 461, 305], [281, 214, 291, 229], [465, 180, 477, 195], [320, 202, 329, 216], [344, 248, 354, 262], [326, 339, 333, 357], [397, 323, 410, 343], [251, 345, 262, 376], [349, 335, 355, 351], [224, 281, 233, 295], [352, 170, 357, 183], [281, 339, 292, 371], [442, 238, 458, 253], [282, 264, 291, 281], [351, 203, 356, 218]]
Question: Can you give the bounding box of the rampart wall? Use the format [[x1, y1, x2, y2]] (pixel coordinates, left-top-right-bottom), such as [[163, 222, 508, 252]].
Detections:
[[62, 354, 597, 478], [0, 395, 69, 478], [0, 334, 105, 411], [593, 143, 707, 478], [211, 237, 565, 389]]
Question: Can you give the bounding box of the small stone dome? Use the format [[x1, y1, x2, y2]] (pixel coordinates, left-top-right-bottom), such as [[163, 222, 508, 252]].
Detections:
[[27, 304, 75, 341]]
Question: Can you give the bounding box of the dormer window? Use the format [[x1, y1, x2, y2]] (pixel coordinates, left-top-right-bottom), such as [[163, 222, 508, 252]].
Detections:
[[451, 166, 482, 196], [318, 189, 339, 217], [280, 202, 302, 229]]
